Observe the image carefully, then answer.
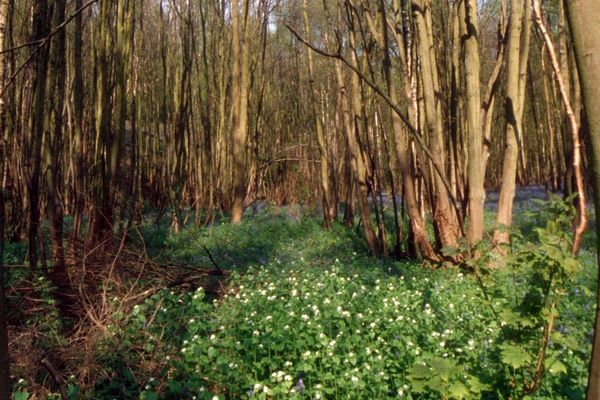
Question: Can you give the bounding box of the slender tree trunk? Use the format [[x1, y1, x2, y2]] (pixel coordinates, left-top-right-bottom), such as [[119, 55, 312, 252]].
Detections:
[[91, 0, 114, 242], [462, 0, 484, 245], [377, 0, 436, 259], [0, 150, 6, 400], [28, 0, 51, 271], [482, 1, 506, 176], [0, 0, 10, 394], [533, 0, 587, 256], [71, 0, 85, 249], [113, 0, 133, 231], [230, 0, 250, 223], [345, 13, 381, 256], [494, 0, 527, 247], [45, 0, 67, 278], [412, 0, 458, 249], [562, 3, 600, 397], [303, 0, 334, 228]]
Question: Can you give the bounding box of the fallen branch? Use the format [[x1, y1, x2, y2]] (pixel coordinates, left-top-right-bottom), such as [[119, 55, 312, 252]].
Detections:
[[197, 243, 224, 274], [41, 358, 68, 400]]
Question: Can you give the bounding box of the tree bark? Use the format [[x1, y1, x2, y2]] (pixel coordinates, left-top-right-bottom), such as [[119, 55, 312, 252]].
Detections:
[[0, 1, 10, 397], [494, 0, 527, 247], [377, 0, 436, 260], [563, 2, 600, 398], [230, 0, 250, 223], [533, 0, 587, 256], [412, 0, 458, 249], [91, 0, 114, 242], [28, 0, 52, 271], [45, 0, 67, 278], [462, 0, 484, 245], [303, 0, 334, 228], [71, 0, 85, 248]]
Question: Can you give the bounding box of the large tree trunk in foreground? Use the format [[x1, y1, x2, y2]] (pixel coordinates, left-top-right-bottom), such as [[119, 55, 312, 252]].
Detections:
[[0, 163, 7, 400], [563, 1, 600, 398], [0, 0, 9, 397]]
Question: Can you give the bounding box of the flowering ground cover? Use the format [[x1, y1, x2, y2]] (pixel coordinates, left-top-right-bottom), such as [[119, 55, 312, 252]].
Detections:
[[13, 204, 596, 399], [85, 202, 594, 399]]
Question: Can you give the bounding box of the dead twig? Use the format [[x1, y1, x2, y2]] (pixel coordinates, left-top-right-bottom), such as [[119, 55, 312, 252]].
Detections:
[[41, 358, 68, 400]]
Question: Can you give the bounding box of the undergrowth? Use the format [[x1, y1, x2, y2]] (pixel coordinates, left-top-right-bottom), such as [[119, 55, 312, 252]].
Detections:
[[6, 200, 598, 399]]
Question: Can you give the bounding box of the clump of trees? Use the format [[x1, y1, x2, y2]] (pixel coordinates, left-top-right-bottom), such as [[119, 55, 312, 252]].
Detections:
[[0, 0, 590, 262], [0, 0, 599, 397]]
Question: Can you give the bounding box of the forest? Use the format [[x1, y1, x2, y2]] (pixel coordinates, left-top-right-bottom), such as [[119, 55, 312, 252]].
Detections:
[[1, 0, 600, 398]]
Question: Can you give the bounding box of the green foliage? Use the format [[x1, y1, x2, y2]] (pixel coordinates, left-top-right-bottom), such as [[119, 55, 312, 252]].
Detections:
[[473, 195, 591, 398], [12, 204, 596, 399]]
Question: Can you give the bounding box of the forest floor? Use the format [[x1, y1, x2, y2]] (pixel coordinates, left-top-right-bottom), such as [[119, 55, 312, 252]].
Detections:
[[5, 189, 598, 399]]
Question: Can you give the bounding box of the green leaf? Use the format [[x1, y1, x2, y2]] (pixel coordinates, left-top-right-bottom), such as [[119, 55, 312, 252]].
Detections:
[[501, 344, 532, 369], [547, 359, 567, 375], [13, 391, 29, 400], [449, 381, 470, 399], [410, 379, 428, 393], [408, 364, 431, 380], [207, 346, 217, 359], [467, 376, 490, 393], [429, 357, 456, 381], [140, 391, 159, 400]]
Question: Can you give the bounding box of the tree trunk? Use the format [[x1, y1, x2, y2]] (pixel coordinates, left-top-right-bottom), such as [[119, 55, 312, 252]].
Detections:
[[0, 155, 7, 400], [303, 0, 334, 228], [494, 0, 527, 247], [28, 0, 52, 271], [91, 0, 114, 242], [533, 0, 587, 255], [563, 2, 600, 398], [45, 0, 67, 279], [0, 0, 10, 394], [462, 0, 484, 246], [230, 0, 250, 223], [378, 0, 436, 260], [412, 0, 458, 249], [71, 0, 85, 249]]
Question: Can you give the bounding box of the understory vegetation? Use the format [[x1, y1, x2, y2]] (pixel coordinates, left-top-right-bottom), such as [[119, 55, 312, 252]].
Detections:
[[3, 0, 600, 397], [6, 197, 597, 399]]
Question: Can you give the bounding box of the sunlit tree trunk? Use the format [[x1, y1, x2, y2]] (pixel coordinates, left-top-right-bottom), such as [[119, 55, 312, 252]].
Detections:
[[412, 0, 458, 248], [303, 0, 334, 228], [230, 0, 250, 223], [494, 0, 528, 247], [377, 0, 436, 260], [562, 3, 600, 397], [462, 0, 484, 245], [345, 8, 381, 256], [533, 0, 586, 255], [171, 1, 192, 233]]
